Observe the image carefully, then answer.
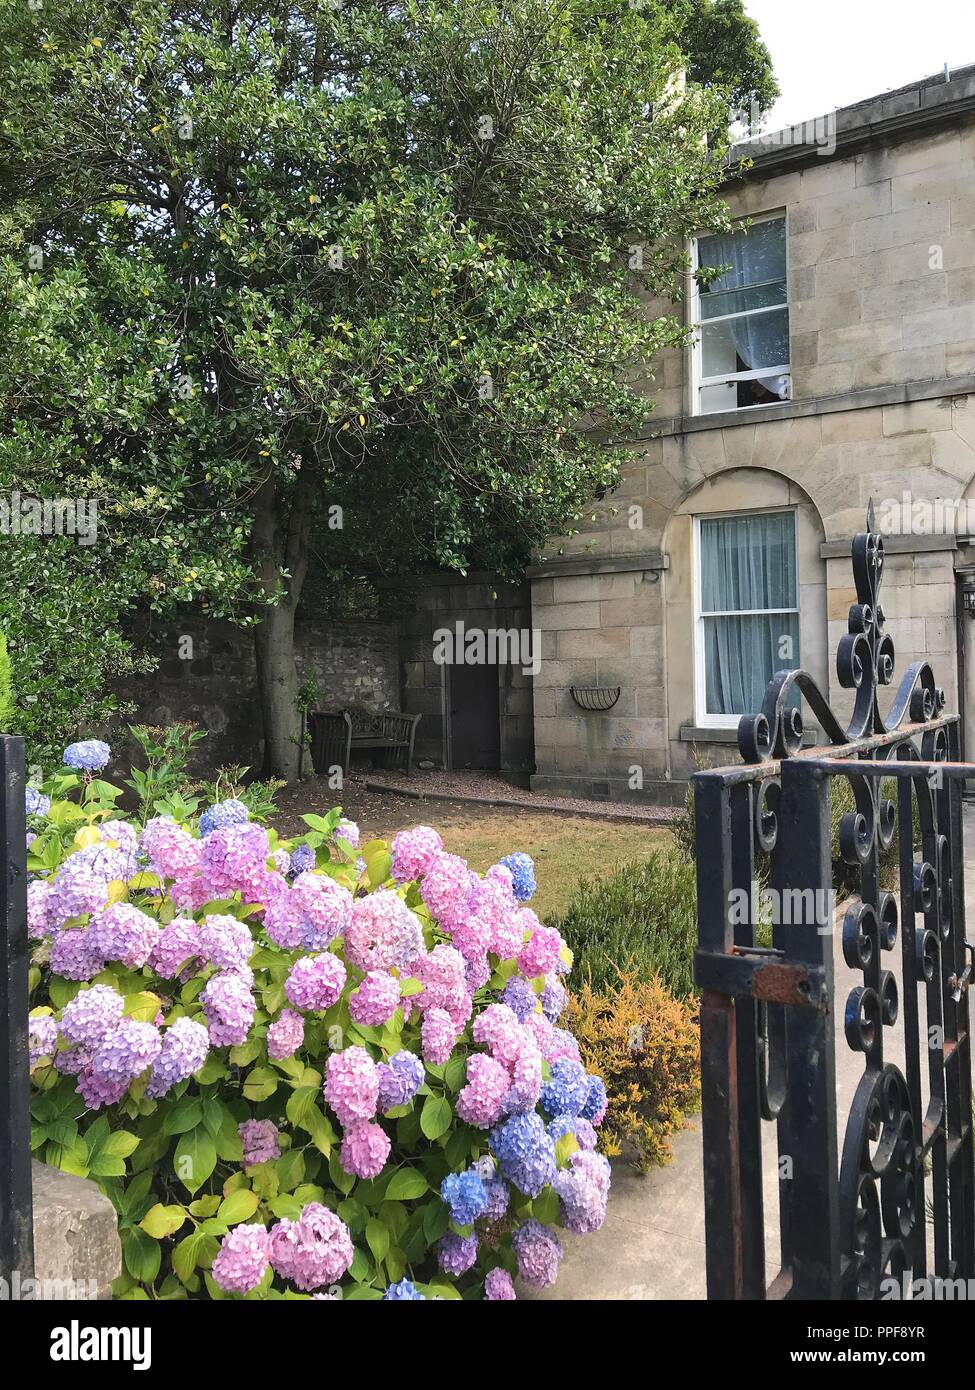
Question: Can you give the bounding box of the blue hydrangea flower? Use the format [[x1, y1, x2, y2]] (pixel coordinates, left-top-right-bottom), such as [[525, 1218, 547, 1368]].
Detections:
[[500, 852, 536, 901], [25, 786, 51, 818], [440, 1169, 488, 1227], [540, 1058, 591, 1119], [290, 843, 315, 875], [383, 1278, 425, 1300], [580, 1074, 608, 1125], [63, 740, 111, 773], [199, 798, 250, 836], [489, 1112, 556, 1198]]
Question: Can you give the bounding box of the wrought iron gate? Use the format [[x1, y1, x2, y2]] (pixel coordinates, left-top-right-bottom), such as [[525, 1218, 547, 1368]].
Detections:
[[693, 506, 974, 1299]]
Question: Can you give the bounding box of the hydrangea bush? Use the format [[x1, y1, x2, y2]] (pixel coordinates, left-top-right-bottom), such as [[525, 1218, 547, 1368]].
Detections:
[[26, 747, 609, 1300]]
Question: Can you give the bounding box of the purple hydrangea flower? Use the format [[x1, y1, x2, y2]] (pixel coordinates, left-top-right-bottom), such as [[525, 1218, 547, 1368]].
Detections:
[[484, 1268, 516, 1300], [49, 927, 102, 981], [580, 1074, 608, 1126], [438, 1230, 478, 1276], [289, 844, 315, 875], [87, 903, 160, 970], [200, 913, 254, 974], [376, 1050, 425, 1112], [340, 1120, 390, 1179], [90, 1018, 162, 1085], [349, 970, 401, 1027], [390, 826, 443, 882], [28, 1014, 58, 1067], [500, 975, 537, 1023], [59, 984, 125, 1048], [512, 1219, 562, 1287], [145, 1016, 209, 1098]]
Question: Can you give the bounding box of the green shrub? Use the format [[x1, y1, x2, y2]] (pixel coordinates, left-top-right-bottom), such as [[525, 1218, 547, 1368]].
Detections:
[[564, 970, 700, 1171], [549, 849, 697, 999]]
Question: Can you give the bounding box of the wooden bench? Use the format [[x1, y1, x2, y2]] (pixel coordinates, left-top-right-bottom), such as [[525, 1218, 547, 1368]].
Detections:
[[309, 710, 421, 778]]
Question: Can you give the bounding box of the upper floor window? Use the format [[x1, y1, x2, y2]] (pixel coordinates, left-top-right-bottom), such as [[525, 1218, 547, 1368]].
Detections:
[[692, 213, 791, 415]]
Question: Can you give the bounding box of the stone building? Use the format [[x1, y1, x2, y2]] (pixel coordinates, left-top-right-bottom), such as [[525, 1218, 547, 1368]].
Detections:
[[529, 64, 975, 805]]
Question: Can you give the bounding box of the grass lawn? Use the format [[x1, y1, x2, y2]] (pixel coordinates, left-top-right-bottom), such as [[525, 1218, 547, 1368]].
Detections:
[[271, 779, 673, 921], [436, 813, 673, 919]]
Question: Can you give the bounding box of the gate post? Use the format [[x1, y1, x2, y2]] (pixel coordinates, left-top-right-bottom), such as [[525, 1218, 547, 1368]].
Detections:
[[774, 757, 841, 1298], [0, 734, 34, 1287]]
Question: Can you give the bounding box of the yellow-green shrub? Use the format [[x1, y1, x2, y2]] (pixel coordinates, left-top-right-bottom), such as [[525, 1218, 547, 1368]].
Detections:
[[564, 970, 700, 1172]]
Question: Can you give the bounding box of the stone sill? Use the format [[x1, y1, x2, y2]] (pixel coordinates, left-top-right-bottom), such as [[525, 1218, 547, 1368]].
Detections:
[[526, 551, 668, 580], [621, 374, 975, 443], [679, 724, 820, 746]]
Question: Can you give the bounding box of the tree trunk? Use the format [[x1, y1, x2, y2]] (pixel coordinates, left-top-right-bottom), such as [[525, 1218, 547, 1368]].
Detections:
[[251, 471, 314, 782]]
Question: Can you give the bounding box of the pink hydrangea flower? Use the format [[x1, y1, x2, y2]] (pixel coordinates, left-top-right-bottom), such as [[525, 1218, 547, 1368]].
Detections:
[[267, 1008, 304, 1060], [419, 852, 473, 929], [517, 923, 564, 980], [456, 1053, 509, 1128], [345, 890, 425, 974], [139, 817, 202, 880], [201, 822, 271, 898], [149, 917, 203, 979], [421, 1007, 457, 1066], [415, 943, 468, 1016], [290, 872, 353, 949], [324, 1046, 379, 1125], [284, 953, 347, 1012], [239, 1118, 281, 1165], [349, 970, 401, 1028], [472, 1003, 524, 1066], [268, 1204, 354, 1291], [212, 1224, 271, 1294], [340, 1120, 391, 1179], [390, 826, 443, 882], [201, 972, 255, 1047]]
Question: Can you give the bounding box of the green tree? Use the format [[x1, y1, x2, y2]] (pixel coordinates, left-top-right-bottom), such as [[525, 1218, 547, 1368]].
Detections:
[[0, 0, 771, 777]]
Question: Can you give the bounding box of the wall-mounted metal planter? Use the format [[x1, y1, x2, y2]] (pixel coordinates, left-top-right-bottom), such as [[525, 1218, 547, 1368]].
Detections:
[[570, 686, 621, 712]]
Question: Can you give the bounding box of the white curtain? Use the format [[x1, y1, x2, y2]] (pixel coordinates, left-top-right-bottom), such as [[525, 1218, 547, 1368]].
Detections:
[[700, 513, 799, 716], [700, 223, 790, 399]]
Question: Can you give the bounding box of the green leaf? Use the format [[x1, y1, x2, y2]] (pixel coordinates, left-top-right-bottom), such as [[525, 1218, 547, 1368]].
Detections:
[[163, 1097, 204, 1136], [174, 1128, 217, 1195], [218, 1189, 261, 1225], [123, 1227, 162, 1285], [139, 1203, 187, 1239], [243, 1066, 279, 1102], [276, 1149, 305, 1193], [102, 1130, 140, 1158], [420, 1093, 452, 1141], [173, 1230, 220, 1285], [385, 1168, 429, 1201], [365, 1217, 390, 1265]]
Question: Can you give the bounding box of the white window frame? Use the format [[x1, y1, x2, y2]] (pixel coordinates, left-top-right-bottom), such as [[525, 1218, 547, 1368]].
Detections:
[[690, 210, 791, 417], [692, 506, 800, 729]]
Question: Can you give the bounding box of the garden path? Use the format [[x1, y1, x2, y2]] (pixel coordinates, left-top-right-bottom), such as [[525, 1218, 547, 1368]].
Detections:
[[524, 803, 975, 1300]]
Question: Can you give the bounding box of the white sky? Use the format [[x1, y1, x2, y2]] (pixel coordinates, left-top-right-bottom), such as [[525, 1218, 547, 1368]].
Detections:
[[744, 0, 975, 131]]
